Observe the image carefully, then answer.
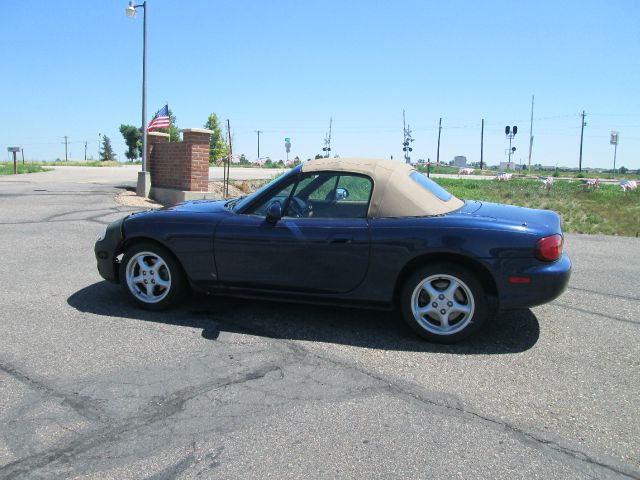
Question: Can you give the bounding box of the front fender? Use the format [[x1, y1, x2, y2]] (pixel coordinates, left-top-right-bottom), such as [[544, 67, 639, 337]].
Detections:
[[94, 217, 125, 283]]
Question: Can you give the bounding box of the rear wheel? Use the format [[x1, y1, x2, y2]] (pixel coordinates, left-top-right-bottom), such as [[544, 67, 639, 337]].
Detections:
[[400, 263, 487, 343], [119, 242, 186, 310]]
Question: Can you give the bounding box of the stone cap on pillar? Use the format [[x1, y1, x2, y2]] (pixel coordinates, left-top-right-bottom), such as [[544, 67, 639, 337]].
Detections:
[[180, 128, 213, 144], [148, 132, 170, 143], [179, 128, 214, 135]]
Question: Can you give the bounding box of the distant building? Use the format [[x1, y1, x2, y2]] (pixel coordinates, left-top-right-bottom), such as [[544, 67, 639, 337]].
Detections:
[[499, 161, 515, 170], [452, 156, 467, 167]]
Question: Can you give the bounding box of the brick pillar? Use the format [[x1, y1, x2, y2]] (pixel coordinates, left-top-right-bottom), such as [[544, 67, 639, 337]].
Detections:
[[181, 129, 212, 191], [147, 129, 212, 193], [147, 132, 170, 188]]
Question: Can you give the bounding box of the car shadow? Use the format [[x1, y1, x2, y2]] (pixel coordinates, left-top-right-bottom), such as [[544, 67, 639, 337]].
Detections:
[[68, 282, 540, 354]]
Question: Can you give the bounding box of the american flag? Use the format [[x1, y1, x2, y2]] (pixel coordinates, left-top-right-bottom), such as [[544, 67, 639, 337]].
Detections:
[[147, 104, 170, 131]]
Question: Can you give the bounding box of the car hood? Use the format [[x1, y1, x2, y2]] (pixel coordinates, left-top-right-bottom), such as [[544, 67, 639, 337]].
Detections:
[[124, 199, 233, 224], [459, 201, 561, 234], [160, 199, 232, 213]]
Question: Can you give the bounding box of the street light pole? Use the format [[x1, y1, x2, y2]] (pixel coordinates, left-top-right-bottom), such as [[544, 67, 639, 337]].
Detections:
[[127, 1, 149, 196], [142, 1, 147, 173]]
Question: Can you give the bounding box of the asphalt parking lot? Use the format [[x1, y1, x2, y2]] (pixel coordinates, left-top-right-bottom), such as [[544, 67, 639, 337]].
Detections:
[[1, 168, 639, 479]]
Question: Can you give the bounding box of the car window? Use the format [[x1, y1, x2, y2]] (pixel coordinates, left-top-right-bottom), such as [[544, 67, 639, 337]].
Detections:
[[303, 173, 373, 219], [294, 174, 322, 198], [336, 175, 373, 203], [306, 175, 338, 201], [409, 171, 452, 202], [245, 180, 296, 216]]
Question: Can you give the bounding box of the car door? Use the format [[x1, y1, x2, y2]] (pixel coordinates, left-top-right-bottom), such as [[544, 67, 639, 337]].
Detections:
[[214, 172, 373, 294]]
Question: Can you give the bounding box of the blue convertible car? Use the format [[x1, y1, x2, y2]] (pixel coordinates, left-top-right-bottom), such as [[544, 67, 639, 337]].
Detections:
[[95, 158, 571, 343]]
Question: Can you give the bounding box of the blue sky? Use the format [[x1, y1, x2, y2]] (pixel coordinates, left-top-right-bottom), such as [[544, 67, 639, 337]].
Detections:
[[2, 0, 639, 169]]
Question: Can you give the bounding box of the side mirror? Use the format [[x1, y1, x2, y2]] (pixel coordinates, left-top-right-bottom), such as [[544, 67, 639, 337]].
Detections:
[[266, 200, 282, 224], [335, 187, 349, 200]]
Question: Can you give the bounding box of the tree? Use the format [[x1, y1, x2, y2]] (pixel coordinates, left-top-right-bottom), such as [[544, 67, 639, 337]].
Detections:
[[153, 108, 179, 141], [204, 113, 229, 165], [100, 135, 116, 161], [119, 124, 142, 162]]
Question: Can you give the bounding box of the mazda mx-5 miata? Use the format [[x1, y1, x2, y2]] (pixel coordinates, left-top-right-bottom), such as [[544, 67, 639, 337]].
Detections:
[[95, 158, 571, 343]]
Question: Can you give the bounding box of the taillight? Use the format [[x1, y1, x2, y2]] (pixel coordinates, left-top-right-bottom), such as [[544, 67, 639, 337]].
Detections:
[[535, 234, 563, 262]]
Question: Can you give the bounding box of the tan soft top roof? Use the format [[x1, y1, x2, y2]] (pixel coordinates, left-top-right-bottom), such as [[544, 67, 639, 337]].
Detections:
[[301, 157, 463, 217]]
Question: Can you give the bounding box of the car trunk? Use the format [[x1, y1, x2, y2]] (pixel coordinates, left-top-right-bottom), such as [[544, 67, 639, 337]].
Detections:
[[469, 201, 562, 235]]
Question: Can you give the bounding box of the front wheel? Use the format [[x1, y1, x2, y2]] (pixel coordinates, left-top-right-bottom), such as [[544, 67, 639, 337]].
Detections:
[[119, 242, 186, 310], [400, 263, 487, 343]]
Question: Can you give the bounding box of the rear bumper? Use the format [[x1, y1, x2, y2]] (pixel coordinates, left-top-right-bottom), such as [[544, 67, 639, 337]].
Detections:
[[94, 218, 125, 283], [497, 253, 572, 310]]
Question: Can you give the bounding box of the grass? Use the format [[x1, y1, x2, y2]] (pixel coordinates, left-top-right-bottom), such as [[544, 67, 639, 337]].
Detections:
[[416, 164, 640, 180], [0, 162, 48, 175], [436, 178, 640, 237]]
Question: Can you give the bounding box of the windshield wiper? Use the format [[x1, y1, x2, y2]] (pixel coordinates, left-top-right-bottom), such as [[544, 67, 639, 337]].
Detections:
[[225, 196, 245, 210]]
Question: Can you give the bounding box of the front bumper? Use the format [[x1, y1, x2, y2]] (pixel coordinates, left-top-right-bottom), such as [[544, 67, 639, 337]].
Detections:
[[497, 252, 572, 310], [94, 218, 125, 283]]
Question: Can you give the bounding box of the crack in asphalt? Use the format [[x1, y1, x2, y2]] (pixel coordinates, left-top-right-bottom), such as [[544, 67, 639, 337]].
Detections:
[[0, 361, 108, 424], [568, 286, 640, 302], [0, 207, 136, 227], [2, 322, 639, 479], [550, 301, 639, 326], [0, 364, 282, 479], [231, 322, 640, 480]]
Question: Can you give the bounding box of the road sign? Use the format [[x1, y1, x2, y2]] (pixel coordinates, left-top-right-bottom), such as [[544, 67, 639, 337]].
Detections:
[[7, 146, 21, 153], [610, 131, 619, 145]]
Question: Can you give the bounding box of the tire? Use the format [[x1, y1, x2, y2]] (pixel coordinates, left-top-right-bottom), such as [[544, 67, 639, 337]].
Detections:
[[119, 242, 186, 311], [400, 263, 487, 343]]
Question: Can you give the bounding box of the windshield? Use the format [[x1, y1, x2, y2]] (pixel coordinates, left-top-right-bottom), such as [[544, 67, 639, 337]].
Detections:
[[230, 170, 293, 212]]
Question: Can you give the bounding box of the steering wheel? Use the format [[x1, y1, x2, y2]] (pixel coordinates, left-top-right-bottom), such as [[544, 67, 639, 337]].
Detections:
[[287, 196, 310, 218]]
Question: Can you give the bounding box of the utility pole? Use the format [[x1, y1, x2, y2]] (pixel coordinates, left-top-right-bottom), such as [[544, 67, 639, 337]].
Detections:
[[255, 130, 262, 160], [225, 119, 233, 198], [322, 117, 332, 157], [480, 119, 484, 170], [528, 95, 534, 173], [63, 136, 69, 161], [436, 118, 442, 165], [578, 110, 587, 172], [84, 141, 88, 161]]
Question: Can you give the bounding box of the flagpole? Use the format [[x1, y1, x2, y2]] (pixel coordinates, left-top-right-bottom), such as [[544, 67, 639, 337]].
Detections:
[[141, 0, 147, 172]]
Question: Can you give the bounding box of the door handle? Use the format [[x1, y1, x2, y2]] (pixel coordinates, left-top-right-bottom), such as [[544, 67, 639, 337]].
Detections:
[[329, 236, 352, 244]]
